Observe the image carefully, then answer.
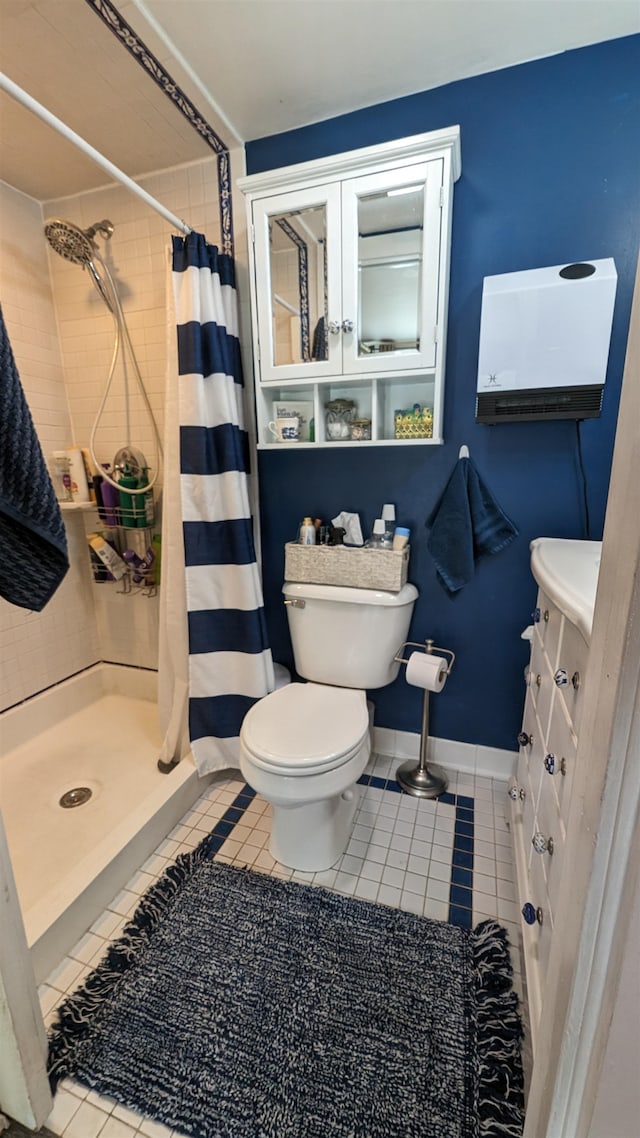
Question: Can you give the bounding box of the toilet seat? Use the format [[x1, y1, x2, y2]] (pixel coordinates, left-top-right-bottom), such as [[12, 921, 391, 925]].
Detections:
[[241, 683, 369, 776]]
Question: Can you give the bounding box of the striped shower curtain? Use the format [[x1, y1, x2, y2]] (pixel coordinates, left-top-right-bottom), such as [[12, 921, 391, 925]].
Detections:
[[165, 231, 273, 775]]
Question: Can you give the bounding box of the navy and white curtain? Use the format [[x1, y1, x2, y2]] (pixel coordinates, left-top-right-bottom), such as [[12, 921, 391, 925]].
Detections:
[[162, 232, 273, 775]]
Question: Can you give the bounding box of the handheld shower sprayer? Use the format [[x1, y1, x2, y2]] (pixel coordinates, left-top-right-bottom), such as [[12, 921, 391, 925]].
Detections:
[[44, 217, 162, 497], [44, 218, 116, 311]]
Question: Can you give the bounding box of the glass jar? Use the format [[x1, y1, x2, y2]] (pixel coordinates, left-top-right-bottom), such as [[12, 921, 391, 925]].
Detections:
[[350, 418, 372, 441], [324, 398, 356, 441]]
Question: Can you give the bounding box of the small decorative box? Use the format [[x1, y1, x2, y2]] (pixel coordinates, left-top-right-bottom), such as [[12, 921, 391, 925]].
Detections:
[[394, 403, 434, 439]]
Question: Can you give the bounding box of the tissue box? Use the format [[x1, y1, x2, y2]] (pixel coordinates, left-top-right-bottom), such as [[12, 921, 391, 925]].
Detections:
[[284, 542, 409, 592]]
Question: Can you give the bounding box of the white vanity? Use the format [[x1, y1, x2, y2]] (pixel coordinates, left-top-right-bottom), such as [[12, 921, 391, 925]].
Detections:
[[510, 537, 602, 1053], [239, 126, 460, 448]]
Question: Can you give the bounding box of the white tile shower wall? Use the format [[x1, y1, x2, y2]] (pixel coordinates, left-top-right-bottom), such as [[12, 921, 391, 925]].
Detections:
[[0, 181, 100, 711], [44, 157, 224, 669]]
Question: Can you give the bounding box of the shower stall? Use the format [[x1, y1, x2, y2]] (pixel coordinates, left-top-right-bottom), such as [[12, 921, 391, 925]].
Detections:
[[0, 63, 240, 1131], [0, 168, 221, 987]]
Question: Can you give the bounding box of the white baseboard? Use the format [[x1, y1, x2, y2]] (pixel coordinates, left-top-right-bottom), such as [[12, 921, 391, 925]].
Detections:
[[373, 726, 516, 783]]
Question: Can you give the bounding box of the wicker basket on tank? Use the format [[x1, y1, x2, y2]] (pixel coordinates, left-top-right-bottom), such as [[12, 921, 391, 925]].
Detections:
[[284, 542, 409, 593]]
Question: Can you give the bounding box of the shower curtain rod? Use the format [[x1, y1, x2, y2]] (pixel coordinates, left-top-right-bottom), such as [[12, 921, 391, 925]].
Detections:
[[0, 72, 192, 236]]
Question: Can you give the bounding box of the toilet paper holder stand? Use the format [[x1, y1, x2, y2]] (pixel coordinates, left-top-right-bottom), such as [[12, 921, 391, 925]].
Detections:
[[393, 639, 455, 799]]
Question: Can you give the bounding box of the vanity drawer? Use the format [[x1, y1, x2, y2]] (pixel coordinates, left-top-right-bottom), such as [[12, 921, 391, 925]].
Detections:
[[513, 747, 530, 827], [556, 619, 589, 735], [518, 696, 543, 796], [530, 635, 554, 744], [535, 774, 565, 914], [545, 693, 578, 828], [525, 849, 554, 977], [533, 589, 563, 669]]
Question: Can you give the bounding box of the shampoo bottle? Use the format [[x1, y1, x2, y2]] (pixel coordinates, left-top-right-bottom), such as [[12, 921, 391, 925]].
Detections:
[[100, 465, 120, 526], [118, 469, 144, 528]]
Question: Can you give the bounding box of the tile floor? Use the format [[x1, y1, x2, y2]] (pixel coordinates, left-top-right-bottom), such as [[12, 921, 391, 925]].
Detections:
[[39, 753, 522, 1138]]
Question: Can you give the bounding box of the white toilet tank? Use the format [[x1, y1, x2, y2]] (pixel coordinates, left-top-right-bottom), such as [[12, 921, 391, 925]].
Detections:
[[283, 581, 418, 689]]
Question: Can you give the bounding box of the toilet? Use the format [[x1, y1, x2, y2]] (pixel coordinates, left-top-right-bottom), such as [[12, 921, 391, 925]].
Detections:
[[239, 580, 418, 872]]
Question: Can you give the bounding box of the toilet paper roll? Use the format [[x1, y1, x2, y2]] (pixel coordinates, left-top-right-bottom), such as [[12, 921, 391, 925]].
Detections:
[[405, 651, 448, 692]]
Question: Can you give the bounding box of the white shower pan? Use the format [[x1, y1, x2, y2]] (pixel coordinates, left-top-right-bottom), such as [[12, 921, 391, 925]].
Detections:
[[0, 663, 208, 985]]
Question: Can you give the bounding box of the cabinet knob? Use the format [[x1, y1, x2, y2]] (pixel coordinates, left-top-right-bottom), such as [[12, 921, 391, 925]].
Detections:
[[544, 753, 568, 777], [554, 668, 569, 687], [328, 320, 341, 335], [572, 671, 581, 690], [522, 902, 544, 926], [532, 832, 554, 855], [341, 319, 354, 334], [508, 785, 520, 800], [517, 731, 533, 747], [531, 607, 540, 623]]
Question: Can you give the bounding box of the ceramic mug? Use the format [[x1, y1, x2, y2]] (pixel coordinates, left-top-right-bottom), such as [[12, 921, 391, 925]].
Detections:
[[268, 416, 300, 443]]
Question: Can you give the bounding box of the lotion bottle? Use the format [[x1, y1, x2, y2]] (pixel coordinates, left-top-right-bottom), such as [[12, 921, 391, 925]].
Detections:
[[299, 517, 316, 545]]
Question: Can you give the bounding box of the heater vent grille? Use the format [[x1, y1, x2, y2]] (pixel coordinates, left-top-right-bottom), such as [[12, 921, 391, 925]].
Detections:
[[476, 385, 603, 424]]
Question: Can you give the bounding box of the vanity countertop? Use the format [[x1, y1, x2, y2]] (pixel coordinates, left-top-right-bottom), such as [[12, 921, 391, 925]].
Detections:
[[530, 537, 602, 642]]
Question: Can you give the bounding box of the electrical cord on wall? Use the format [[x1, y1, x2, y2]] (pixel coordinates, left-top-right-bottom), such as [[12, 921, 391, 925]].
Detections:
[[576, 420, 591, 539]]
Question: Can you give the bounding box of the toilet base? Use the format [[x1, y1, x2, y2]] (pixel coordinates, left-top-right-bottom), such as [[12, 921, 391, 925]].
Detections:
[[270, 785, 359, 872]]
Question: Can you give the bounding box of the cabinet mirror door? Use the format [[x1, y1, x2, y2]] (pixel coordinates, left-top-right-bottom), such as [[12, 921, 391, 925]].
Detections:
[[252, 183, 342, 383], [341, 161, 443, 375]]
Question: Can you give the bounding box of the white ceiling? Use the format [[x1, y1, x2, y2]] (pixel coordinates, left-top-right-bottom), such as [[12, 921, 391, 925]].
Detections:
[[0, 0, 638, 202]]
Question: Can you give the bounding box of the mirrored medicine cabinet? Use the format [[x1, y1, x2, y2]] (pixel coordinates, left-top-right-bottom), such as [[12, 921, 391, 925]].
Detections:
[[238, 126, 461, 448]]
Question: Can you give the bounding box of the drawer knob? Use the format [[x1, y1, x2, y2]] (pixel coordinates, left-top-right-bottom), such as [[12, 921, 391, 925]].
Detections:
[[554, 668, 569, 687], [517, 731, 533, 747], [535, 674, 542, 687], [544, 753, 568, 777], [572, 671, 581, 690], [522, 902, 544, 926], [532, 832, 554, 855]]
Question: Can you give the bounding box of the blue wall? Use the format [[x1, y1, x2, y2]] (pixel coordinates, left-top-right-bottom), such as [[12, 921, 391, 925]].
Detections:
[[246, 36, 640, 752]]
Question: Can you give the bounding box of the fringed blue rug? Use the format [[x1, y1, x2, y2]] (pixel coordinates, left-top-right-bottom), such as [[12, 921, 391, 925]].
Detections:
[[48, 844, 524, 1137]]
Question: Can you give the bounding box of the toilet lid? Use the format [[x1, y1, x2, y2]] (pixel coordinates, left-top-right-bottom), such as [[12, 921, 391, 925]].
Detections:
[[241, 683, 369, 773]]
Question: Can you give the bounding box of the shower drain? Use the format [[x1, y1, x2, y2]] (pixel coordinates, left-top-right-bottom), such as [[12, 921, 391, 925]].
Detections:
[[59, 787, 93, 808]]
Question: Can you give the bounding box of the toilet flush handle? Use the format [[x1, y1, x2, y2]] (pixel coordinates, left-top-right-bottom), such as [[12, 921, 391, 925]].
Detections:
[[284, 597, 305, 608]]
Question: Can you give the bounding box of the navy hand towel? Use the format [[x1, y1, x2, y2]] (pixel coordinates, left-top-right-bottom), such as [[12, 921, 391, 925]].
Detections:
[[426, 456, 518, 596], [0, 306, 69, 611]]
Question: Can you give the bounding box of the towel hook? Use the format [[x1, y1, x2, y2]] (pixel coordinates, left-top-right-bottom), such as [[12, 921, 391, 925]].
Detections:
[[458, 444, 470, 458]]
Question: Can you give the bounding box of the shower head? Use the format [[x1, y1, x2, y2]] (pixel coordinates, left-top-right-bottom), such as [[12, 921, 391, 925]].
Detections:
[[44, 218, 114, 266]]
